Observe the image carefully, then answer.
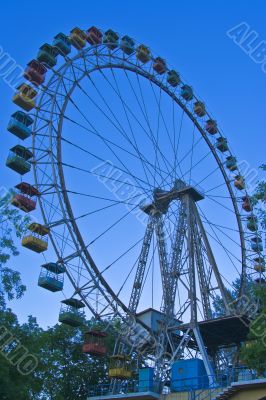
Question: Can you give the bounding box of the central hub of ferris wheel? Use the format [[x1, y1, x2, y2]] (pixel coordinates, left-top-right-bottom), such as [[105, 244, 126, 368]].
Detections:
[[140, 179, 205, 215]]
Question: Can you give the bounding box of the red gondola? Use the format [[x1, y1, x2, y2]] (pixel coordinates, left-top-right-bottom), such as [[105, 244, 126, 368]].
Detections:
[[205, 119, 218, 135], [24, 60, 47, 86], [82, 330, 107, 356], [86, 27, 103, 45], [11, 182, 40, 213], [242, 196, 252, 212], [153, 57, 167, 74]]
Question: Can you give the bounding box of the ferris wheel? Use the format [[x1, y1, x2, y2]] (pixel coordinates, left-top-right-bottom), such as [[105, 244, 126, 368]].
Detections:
[[7, 26, 265, 386]]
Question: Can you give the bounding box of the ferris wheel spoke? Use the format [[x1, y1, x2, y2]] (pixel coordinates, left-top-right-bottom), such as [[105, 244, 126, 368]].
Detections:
[[54, 72, 155, 193], [116, 259, 139, 299], [100, 236, 146, 276], [203, 194, 239, 215], [188, 201, 232, 311], [122, 69, 174, 179], [198, 205, 243, 270], [87, 203, 141, 247], [153, 87, 161, 187], [61, 166, 151, 196], [50, 201, 142, 232], [181, 140, 210, 180], [84, 69, 159, 189], [204, 180, 230, 194], [194, 165, 221, 189], [51, 112, 166, 182], [76, 77, 156, 187], [148, 81, 177, 186], [206, 194, 233, 199], [52, 229, 77, 256], [133, 70, 173, 183], [41, 191, 66, 222], [199, 214, 243, 251], [47, 193, 62, 225], [65, 189, 149, 207], [199, 213, 243, 234], [97, 66, 167, 180], [171, 99, 178, 182], [188, 125, 196, 184], [109, 67, 155, 188], [62, 94, 154, 193], [173, 107, 186, 182]]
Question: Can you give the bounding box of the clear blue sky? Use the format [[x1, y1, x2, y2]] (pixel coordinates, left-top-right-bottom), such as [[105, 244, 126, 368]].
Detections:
[[1, 0, 265, 327]]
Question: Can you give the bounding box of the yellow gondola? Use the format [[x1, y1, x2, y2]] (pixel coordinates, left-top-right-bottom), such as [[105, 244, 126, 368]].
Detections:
[[254, 257, 265, 273], [109, 355, 133, 379], [70, 27, 87, 50], [22, 223, 49, 253], [12, 84, 37, 111], [136, 45, 151, 63], [194, 101, 206, 117], [234, 175, 245, 190]]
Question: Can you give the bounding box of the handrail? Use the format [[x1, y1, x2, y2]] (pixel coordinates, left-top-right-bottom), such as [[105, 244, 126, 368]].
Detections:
[[88, 365, 266, 399], [194, 366, 266, 400]]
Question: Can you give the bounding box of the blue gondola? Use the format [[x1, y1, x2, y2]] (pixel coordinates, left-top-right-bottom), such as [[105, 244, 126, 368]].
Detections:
[[59, 298, 85, 327], [41, 262, 66, 274], [103, 29, 119, 50], [251, 237, 263, 252], [226, 156, 237, 171], [167, 70, 180, 87], [53, 33, 71, 56], [181, 85, 193, 101], [120, 35, 135, 55], [37, 44, 57, 68], [216, 137, 229, 153], [38, 262, 66, 292], [7, 111, 34, 140], [247, 216, 258, 232], [6, 145, 33, 175]]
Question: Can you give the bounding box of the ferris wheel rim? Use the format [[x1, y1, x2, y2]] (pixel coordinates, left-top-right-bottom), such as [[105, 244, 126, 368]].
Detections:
[[31, 42, 251, 321]]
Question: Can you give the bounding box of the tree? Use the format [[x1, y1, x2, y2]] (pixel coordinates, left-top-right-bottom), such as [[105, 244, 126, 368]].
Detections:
[[0, 188, 119, 399], [0, 309, 43, 400], [0, 189, 44, 399], [240, 286, 266, 375], [212, 276, 254, 317], [37, 319, 116, 400], [0, 189, 29, 308]]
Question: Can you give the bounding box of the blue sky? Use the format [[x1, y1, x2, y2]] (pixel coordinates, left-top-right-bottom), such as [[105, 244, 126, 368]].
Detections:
[[1, 0, 265, 327]]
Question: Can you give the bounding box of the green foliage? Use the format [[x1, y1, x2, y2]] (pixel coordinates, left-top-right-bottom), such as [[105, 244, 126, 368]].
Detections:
[[0, 309, 43, 400], [240, 286, 266, 375], [0, 190, 118, 399], [37, 319, 115, 399], [0, 310, 117, 399], [212, 276, 254, 317], [251, 164, 266, 229], [0, 189, 29, 306]]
